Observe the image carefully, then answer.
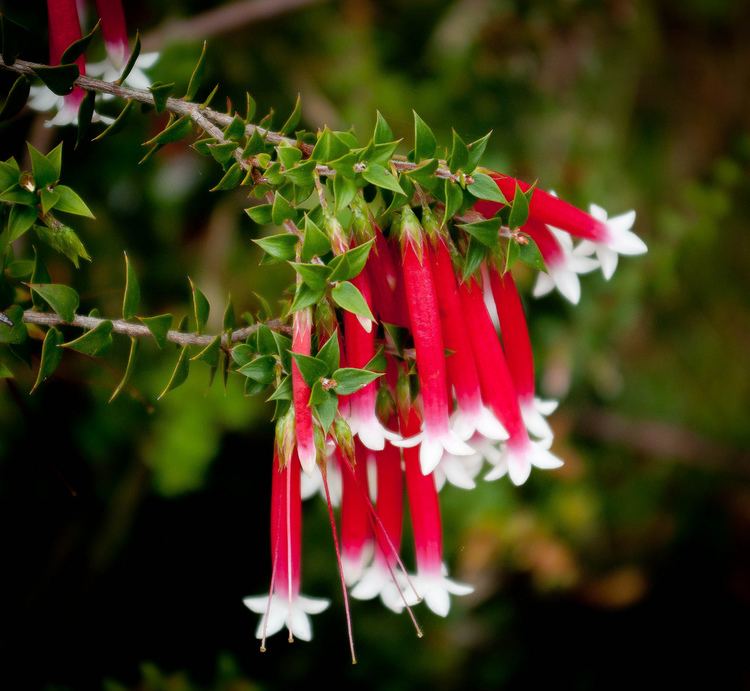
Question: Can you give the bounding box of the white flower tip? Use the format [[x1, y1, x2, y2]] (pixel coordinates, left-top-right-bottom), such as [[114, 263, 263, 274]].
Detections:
[[419, 437, 444, 475], [356, 315, 374, 333], [391, 432, 423, 449], [476, 407, 509, 441], [551, 267, 581, 305], [521, 401, 554, 441], [417, 573, 474, 617], [243, 593, 329, 643], [533, 271, 555, 299], [297, 445, 317, 475]]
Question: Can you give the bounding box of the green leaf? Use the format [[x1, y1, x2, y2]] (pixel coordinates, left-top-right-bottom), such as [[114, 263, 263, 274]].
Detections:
[[109, 336, 139, 402], [245, 92, 256, 121], [32, 64, 79, 95], [316, 331, 340, 373], [517, 235, 546, 272], [207, 141, 237, 166], [333, 173, 357, 213], [158, 346, 190, 399], [289, 262, 331, 290], [277, 145, 302, 170], [0, 75, 30, 121], [255, 324, 278, 356], [467, 172, 506, 205], [313, 388, 337, 433], [224, 114, 246, 141], [122, 252, 140, 319], [223, 294, 235, 331], [508, 183, 530, 229], [373, 111, 393, 145], [300, 216, 331, 260], [30, 249, 50, 310], [53, 185, 94, 218], [362, 163, 404, 195], [290, 282, 326, 313], [404, 158, 438, 187], [0, 361, 13, 379], [37, 189, 58, 218], [149, 81, 174, 113], [33, 223, 90, 268], [6, 259, 33, 279], [364, 346, 386, 373], [189, 278, 210, 333], [291, 352, 328, 387], [62, 319, 113, 355], [7, 204, 37, 243], [202, 84, 220, 109], [28, 283, 79, 322], [272, 331, 292, 371], [253, 233, 297, 262], [76, 90, 96, 149], [310, 128, 349, 162], [191, 334, 221, 367], [280, 94, 302, 135], [443, 179, 464, 224], [245, 204, 272, 225], [31, 326, 64, 392], [210, 162, 242, 191], [282, 160, 315, 187], [459, 218, 501, 248], [242, 129, 266, 157], [139, 314, 172, 349], [116, 31, 141, 84], [237, 354, 276, 385], [0, 304, 26, 344], [331, 281, 374, 323], [28, 143, 59, 188], [1, 13, 25, 65], [327, 239, 374, 282], [267, 374, 292, 401], [413, 111, 437, 162], [60, 19, 100, 64], [231, 343, 254, 367], [448, 129, 469, 171], [462, 237, 487, 281], [466, 132, 492, 173], [184, 41, 207, 100], [0, 158, 19, 190], [332, 367, 382, 395], [143, 115, 192, 147], [0, 185, 35, 205], [271, 192, 295, 226], [92, 100, 134, 142]]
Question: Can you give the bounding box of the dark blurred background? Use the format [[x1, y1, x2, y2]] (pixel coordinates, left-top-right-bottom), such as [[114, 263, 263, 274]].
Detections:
[[1, 0, 749, 688]]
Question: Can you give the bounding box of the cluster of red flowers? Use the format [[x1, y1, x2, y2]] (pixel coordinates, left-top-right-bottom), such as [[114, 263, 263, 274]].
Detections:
[[244, 179, 646, 649]]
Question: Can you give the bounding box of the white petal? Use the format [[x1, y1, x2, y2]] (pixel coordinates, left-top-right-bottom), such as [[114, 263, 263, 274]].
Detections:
[[137, 52, 161, 69], [521, 402, 553, 441], [589, 203, 608, 222], [530, 444, 564, 469], [350, 566, 387, 601], [440, 456, 476, 490], [507, 452, 532, 486], [573, 239, 598, 257], [243, 595, 271, 613], [298, 595, 330, 615], [391, 432, 423, 449], [441, 431, 475, 457], [444, 577, 474, 596], [125, 67, 152, 91], [567, 254, 600, 274], [550, 267, 581, 305], [288, 605, 313, 641], [598, 246, 619, 280], [423, 582, 451, 617], [419, 437, 444, 475], [475, 407, 509, 441], [297, 444, 317, 475], [532, 271, 555, 298], [534, 397, 559, 416]]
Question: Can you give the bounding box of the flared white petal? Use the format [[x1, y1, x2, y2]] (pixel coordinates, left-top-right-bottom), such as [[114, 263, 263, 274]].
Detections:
[[244, 593, 330, 642], [485, 439, 564, 485], [414, 571, 474, 617]]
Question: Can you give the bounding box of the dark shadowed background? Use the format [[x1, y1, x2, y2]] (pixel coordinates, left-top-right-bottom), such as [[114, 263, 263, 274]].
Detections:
[[1, 0, 749, 689]]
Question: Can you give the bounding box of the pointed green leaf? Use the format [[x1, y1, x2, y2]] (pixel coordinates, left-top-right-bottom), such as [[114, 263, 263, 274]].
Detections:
[[242, 128, 266, 157], [289, 262, 331, 291], [508, 182, 530, 229], [291, 352, 328, 387], [278, 145, 302, 170], [210, 161, 242, 191], [60, 19, 100, 64], [271, 331, 292, 371], [28, 143, 59, 187], [207, 141, 237, 166], [32, 64, 79, 95], [373, 111, 393, 145], [333, 173, 357, 213], [362, 163, 404, 195], [139, 313, 172, 349], [40, 186, 59, 215], [290, 283, 326, 312], [143, 115, 192, 147], [467, 172, 506, 205], [157, 346, 190, 399], [448, 129, 469, 171], [33, 223, 90, 268], [122, 252, 140, 319], [184, 41, 207, 100], [0, 304, 26, 344], [282, 160, 315, 187], [7, 204, 37, 242], [280, 94, 302, 135], [310, 128, 349, 162], [237, 354, 275, 385], [245, 204, 272, 225], [0, 157, 19, 190], [313, 386, 337, 433], [191, 334, 221, 367], [92, 100, 134, 142], [189, 278, 209, 334], [62, 319, 113, 355], [271, 192, 295, 226], [327, 239, 373, 282], [223, 294, 235, 331], [462, 237, 487, 281], [255, 324, 277, 356], [231, 343, 254, 367], [31, 326, 64, 392], [466, 132, 492, 173], [149, 81, 174, 113], [332, 367, 382, 395], [364, 346, 386, 373], [517, 235, 546, 272], [443, 179, 464, 224], [331, 281, 374, 322], [108, 336, 139, 402], [253, 233, 297, 262], [28, 283, 79, 322], [301, 216, 331, 260], [0, 74, 30, 121], [245, 92, 256, 122], [404, 158, 439, 187], [459, 218, 501, 248], [413, 111, 437, 162], [75, 90, 96, 149], [224, 114, 246, 141], [316, 330, 340, 374], [116, 31, 141, 84], [0, 185, 35, 205], [267, 374, 292, 401], [53, 185, 95, 218]]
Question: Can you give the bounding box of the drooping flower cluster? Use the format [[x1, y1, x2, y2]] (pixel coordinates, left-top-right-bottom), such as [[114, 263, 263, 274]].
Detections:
[[29, 0, 158, 127], [244, 175, 646, 652]]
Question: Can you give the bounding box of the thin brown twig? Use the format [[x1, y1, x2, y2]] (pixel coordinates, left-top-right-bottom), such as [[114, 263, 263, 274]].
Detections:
[[20, 310, 289, 347], [0, 58, 469, 184]]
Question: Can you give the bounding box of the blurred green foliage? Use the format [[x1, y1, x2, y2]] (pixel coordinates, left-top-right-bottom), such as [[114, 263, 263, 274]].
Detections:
[[1, 0, 748, 689]]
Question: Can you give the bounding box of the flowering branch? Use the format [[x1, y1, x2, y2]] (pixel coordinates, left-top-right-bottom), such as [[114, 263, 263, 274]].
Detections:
[[20, 310, 289, 347], [0, 58, 468, 184]]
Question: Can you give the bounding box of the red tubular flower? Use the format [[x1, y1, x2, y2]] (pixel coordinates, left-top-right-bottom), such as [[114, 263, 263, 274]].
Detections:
[[395, 207, 474, 474], [430, 235, 507, 443], [343, 269, 400, 450], [94, 0, 128, 67], [459, 277, 562, 486], [244, 447, 329, 644], [340, 442, 373, 585], [488, 266, 557, 440], [476, 174, 646, 280], [43, 0, 85, 122], [402, 406, 472, 616], [292, 308, 316, 474], [366, 226, 410, 328]]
